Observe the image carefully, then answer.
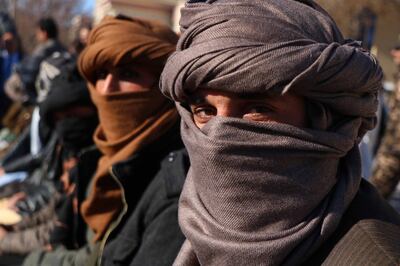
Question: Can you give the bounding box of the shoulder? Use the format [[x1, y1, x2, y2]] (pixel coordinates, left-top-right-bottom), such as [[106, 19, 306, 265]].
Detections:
[[342, 179, 400, 225], [159, 147, 189, 198], [323, 219, 400, 266], [32, 40, 65, 61], [139, 147, 189, 214], [118, 147, 188, 227], [42, 40, 65, 54], [72, 146, 101, 200], [100, 148, 188, 265], [306, 179, 400, 265], [73, 146, 101, 182]]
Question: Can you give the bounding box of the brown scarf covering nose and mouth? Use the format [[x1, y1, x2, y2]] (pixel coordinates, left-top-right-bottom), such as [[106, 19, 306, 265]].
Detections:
[[78, 16, 179, 241], [160, 0, 382, 265]]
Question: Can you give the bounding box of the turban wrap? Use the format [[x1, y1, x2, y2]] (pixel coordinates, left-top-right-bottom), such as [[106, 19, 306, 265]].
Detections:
[[78, 16, 179, 241], [160, 0, 382, 265]]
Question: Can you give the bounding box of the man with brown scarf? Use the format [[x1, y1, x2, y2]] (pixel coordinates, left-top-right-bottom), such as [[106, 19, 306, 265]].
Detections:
[[160, 0, 400, 265], [23, 15, 188, 266]]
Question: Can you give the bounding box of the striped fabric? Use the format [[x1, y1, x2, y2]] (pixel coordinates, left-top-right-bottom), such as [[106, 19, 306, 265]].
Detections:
[[323, 220, 400, 266]]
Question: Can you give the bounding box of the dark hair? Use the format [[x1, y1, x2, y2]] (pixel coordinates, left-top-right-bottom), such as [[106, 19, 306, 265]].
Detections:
[[0, 12, 17, 35], [37, 17, 58, 39]]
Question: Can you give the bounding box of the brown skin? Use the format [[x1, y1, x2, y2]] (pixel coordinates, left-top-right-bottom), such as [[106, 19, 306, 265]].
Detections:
[[4, 192, 26, 210], [0, 192, 26, 240], [391, 49, 400, 67], [95, 65, 156, 94], [79, 27, 90, 45], [0, 226, 6, 239], [35, 28, 48, 43], [2, 32, 18, 53], [189, 89, 307, 129]]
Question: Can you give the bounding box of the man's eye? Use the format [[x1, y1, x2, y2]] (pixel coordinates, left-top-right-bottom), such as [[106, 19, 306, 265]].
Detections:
[[193, 107, 216, 118], [119, 70, 139, 81], [247, 105, 273, 114], [190, 105, 217, 125], [95, 69, 108, 80], [243, 105, 275, 122]]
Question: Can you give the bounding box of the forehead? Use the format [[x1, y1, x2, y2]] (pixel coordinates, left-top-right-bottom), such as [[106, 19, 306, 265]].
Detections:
[[2, 32, 14, 41], [98, 62, 134, 71], [97, 62, 154, 74], [188, 89, 280, 104]]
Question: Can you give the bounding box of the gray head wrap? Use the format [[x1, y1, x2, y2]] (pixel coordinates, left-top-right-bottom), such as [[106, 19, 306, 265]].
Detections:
[[160, 0, 382, 265]]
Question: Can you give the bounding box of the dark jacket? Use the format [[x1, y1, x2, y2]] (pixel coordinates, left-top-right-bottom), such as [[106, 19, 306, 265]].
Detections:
[[16, 39, 65, 100], [49, 146, 101, 249], [99, 124, 187, 266], [305, 179, 400, 265], [100, 147, 188, 266]]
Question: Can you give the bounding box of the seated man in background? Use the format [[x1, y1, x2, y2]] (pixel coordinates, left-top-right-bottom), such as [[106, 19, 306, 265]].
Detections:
[[0, 17, 69, 182], [160, 0, 400, 265], [0, 12, 23, 124], [23, 15, 188, 266], [371, 45, 400, 200], [0, 62, 97, 266]]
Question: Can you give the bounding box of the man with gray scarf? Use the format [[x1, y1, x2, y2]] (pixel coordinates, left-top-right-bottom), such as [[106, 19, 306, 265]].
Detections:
[[161, 0, 400, 265]]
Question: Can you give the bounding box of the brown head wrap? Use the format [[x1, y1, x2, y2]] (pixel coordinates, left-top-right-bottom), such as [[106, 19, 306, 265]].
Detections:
[[78, 16, 178, 241], [79, 15, 178, 83], [160, 0, 382, 265]]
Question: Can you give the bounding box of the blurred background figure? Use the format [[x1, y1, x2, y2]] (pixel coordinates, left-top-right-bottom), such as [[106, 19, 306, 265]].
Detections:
[[0, 62, 98, 266], [68, 15, 92, 56], [371, 45, 400, 202], [15, 17, 65, 103], [0, 17, 68, 188], [356, 7, 377, 50], [0, 12, 23, 126]]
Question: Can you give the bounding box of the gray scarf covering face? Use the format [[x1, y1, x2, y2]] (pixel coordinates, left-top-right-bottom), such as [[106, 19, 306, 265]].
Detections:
[[160, 0, 382, 265]]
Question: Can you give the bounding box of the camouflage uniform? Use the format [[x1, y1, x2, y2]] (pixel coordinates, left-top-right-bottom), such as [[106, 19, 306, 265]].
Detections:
[[0, 103, 33, 158], [371, 72, 400, 198]]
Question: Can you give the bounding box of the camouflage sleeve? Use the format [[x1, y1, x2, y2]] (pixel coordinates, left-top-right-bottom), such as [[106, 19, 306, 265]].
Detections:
[[22, 243, 98, 266], [0, 219, 55, 255], [371, 81, 400, 198]]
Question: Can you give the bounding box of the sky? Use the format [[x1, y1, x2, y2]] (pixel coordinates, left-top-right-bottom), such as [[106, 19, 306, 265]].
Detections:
[[82, 0, 95, 13]]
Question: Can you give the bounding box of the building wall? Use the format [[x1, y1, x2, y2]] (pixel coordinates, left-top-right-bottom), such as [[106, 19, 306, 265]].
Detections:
[[94, 0, 178, 26], [316, 0, 400, 83], [374, 10, 400, 83]]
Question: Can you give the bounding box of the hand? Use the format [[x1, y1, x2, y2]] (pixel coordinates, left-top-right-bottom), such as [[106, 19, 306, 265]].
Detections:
[[6, 192, 26, 210], [0, 167, 4, 176], [0, 226, 7, 240]]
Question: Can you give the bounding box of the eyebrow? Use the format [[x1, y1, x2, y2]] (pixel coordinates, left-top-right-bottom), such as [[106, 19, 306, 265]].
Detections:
[[238, 93, 273, 100], [187, 96, 206, 105], [186, 92, 276, 105]]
